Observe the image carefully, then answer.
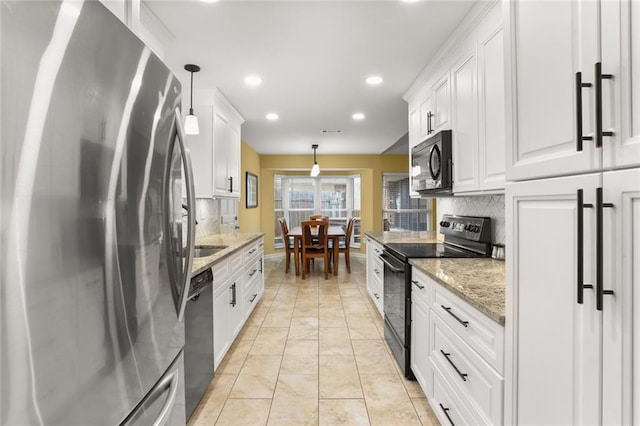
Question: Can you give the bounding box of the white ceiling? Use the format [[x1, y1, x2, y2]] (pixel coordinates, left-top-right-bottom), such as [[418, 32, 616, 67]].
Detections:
[[148, 0, 476, 155]]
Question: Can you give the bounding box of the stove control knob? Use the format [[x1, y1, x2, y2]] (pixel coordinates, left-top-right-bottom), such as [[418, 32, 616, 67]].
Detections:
[[474, 225, 480, 232], [464, 224, 471, 231], [440, 221, 450, 228]]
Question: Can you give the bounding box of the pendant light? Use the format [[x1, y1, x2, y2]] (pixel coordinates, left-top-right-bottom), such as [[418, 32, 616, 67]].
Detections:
[[310, 144, 320, 177], [184, 64, 200, 135]]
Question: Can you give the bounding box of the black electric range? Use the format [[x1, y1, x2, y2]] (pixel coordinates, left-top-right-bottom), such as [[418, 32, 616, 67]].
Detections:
[[381, 215, 492, 379]]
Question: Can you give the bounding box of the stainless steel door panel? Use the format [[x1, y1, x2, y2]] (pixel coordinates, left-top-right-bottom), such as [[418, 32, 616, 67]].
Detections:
[[122, 351, 186, 426], [1, 1, 185, 424]]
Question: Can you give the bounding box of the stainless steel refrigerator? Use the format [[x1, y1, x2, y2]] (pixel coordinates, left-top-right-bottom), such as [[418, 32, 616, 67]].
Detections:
[[0, 0, 197, 424]]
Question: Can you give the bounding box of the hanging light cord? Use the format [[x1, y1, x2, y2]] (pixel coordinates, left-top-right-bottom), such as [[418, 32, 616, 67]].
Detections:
[[189, 70, 194, 115]]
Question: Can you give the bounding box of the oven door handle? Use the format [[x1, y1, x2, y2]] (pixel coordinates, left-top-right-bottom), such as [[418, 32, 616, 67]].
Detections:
[[379, 253, 405, 273]]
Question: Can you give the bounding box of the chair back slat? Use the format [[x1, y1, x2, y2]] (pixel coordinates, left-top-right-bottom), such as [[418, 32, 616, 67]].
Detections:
[[301, 220, 328, 248], [343, 217, 354, 249]]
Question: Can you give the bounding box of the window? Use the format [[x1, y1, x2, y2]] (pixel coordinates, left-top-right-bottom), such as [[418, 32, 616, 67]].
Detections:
[[274, 175, 361, 248], [382, 173, 432, 231]]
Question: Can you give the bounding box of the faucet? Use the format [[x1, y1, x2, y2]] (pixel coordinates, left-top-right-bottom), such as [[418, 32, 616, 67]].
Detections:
[[181, 204, 198, 225]]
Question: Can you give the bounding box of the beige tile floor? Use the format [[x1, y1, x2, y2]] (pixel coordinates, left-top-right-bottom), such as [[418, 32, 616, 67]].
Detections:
[[188, 255, 440, 426]]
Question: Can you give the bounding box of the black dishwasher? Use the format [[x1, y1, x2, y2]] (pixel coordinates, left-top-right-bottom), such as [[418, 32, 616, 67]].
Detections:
[[185, 268, 214, 421]]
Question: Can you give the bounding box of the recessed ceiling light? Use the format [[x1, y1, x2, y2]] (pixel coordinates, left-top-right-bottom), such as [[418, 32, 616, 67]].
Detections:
[[352, 113, 365, 121], [201, 0, 219, 3], [244, 75, 262, 87], [266, 113, 279, 121], [366, 75, 383, 85]]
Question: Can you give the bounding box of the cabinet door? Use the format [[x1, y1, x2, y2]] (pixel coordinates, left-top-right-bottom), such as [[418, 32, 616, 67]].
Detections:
[[505, 0, 600, 181], [213, 109, 230, 196], [420, 96, 433, 139], [228, 123, 241, 197], [188, 106, 214, 198], [505, 173, 601, 425], [478, 26, 506, 191], [408, 107, 420, 197], [228, 271, 244, 339], [432, 72, 450, 133], [602, 169, 639, 425], [601, 0, 640, 169], [213, 283, 231, 369], [451, 50, 479, 193], [410, 291, 429, 394]]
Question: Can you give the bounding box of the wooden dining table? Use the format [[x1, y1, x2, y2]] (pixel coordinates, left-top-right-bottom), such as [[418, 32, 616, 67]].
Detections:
[[287, 225, 346, 276]]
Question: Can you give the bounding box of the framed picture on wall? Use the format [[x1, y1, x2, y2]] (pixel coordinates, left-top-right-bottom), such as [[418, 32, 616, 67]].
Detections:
[[246, 172, 258, 208]]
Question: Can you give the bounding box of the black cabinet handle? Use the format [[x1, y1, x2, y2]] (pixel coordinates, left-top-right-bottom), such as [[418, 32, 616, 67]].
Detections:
[[440, 350, 468, 381], [249, 294, 257, 303], [249, 269, 258, 277], [575, 72, 593, 151], [441, 305, 469, 327], [228, 176, 233, 193], [230, 283, 237, 307], [427, 111, 434, 134], [259, 258, 263, 273], [596, 187, 615, 311], [412, 280, 425, 290], [439, 403, 455, 426], [577, 189, 594, 304], [373, 293, 380, 299], [595, 62, 614, 148]]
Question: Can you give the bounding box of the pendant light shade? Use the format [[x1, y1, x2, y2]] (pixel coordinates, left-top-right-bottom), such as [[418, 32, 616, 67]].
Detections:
[[184, 64, 200, 135], [310, 144, 320, 177]]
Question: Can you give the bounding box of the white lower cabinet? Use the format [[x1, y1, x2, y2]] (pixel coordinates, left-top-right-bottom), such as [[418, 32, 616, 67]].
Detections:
[[410, 268, 430, 393], [365, 238, 384, 315], [411, 266, 504, 425], [212, 237, 265, 370], [506, 170, 637, 424]]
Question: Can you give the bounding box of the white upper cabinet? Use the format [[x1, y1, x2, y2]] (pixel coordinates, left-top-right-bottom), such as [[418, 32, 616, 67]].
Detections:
[[405, 1, 505, 195], [451, 47, 479, 194], [505, 0, 640, 180], [601, 0, 640, 169], [188, 90, 244, 199], [478, 26, 506, 190], [432, 72, 450, 133]]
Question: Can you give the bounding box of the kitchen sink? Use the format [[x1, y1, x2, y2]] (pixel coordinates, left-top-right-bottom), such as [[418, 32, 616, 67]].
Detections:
[[186, 245, 228, 258]]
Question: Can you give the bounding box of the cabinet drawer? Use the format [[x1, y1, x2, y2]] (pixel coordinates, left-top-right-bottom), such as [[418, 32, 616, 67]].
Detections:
[[430, 310, 503, 425], [212, 251, 242, 288], [244, 258, 261, 283], [432, 283, 504, 373], [368, 277, 383, 315], [411, 267, 431, 305], [372, 256, 384, 286], [244, 278, 261, 319], [243, 240, 262, 261], [430, 362, 477, 426]]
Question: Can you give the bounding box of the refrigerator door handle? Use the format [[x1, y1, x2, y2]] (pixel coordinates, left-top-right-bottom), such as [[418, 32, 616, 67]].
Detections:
[[121, 362, 180, 426], [174, 108, 196, 322]]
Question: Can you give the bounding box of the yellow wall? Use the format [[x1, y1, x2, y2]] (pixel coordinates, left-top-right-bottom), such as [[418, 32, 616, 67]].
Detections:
[[238, 142, 262, 233], [240, 151, 409, 255]]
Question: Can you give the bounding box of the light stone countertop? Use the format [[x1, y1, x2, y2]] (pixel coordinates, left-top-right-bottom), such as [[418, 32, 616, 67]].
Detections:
[[410, 258, 505, 325], [190, 232, 265, 277]]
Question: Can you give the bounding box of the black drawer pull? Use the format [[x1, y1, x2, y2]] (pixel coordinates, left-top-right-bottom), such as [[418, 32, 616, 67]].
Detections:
[[249, 269, 258, 277], [412, 280, 425, 290], [373, 293, 380, 300], [439, 403, 455, 426], [441, 305, 469, 327], [249, 294, 257, 303], [440, 350, 468, 381]]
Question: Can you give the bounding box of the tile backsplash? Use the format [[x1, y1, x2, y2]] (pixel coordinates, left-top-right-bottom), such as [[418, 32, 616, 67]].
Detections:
[[437, 194, 505, 244], [184, 198, 239, 240]]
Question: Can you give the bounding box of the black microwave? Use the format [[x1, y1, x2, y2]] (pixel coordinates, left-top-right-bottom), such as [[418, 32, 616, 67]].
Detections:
[[411, 129, 452, 194]]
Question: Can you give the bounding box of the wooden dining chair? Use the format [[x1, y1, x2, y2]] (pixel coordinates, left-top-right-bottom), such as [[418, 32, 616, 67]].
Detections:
[[277, 217, 295, 273], [337, 217, 355, 273], [300, 220, 330, 280]]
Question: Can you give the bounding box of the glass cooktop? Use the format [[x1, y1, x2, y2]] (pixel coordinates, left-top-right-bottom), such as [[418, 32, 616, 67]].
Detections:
[[384, 242, 483, 262]]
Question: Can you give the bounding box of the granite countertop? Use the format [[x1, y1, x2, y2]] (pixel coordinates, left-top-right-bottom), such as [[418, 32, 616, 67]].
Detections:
[[190, 232, 264, 277], [410, 258, 505, 325], [365, 231, 441, 244]]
